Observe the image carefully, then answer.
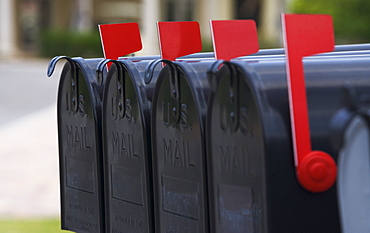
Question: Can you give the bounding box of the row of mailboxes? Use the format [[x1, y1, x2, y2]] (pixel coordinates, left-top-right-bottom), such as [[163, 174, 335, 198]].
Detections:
[[47, 14, 370, 233]]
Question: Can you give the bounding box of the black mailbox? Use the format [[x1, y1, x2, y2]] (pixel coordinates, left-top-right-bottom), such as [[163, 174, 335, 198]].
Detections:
[[96, 58, 162, 233], [48, 56, 105, 233], [149, 59, 214, 233], [206, 54, 370, 233]]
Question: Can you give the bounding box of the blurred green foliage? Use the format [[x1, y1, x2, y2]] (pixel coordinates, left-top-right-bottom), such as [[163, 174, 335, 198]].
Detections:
[[289, 0, 370, 43], [201, 41, 214, 52], [39, 30, 103, 58]]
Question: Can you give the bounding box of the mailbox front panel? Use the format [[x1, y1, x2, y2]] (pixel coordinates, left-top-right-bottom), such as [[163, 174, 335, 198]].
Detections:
[[57, 62, 104, 233], [103, 64, 153, 233], [207, 66, 268, 233], [152, 65, 208, 233]]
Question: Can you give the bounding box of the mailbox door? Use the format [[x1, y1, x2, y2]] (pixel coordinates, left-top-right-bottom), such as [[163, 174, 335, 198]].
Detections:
[[206, 65, 268, 233], [151, 62, 210, 233], [103, 62, 153, 233], [57, 59, 104, 233]]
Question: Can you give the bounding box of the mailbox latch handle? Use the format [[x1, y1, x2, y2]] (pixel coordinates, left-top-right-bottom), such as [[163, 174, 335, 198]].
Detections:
[[48, 56, 79, 113]]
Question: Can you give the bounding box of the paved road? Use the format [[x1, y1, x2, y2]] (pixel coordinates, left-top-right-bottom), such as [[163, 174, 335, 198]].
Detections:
[[0, 58, 63, 217]]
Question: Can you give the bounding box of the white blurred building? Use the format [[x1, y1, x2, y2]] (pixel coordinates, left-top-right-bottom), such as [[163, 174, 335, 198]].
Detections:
[[0, 0, 18, 57]]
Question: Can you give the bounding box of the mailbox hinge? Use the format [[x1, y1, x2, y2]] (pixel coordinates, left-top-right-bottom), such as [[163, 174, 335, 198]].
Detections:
[[228, 64, 239, 132], [117, 66, 126, 119], [170, 66, 181, 125], [69, 66, 79, 113]]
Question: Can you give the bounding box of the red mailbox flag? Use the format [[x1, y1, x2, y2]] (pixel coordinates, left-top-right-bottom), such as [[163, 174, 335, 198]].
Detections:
[[157, 21, 202, 61], [282, 14, 337, 193], [98, 22, 142, 68], [210, 20, 259, 60]]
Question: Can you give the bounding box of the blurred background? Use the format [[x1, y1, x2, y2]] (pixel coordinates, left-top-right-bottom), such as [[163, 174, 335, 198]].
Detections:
[[1, 0, 370, 232], [2, 0, 370, 59]]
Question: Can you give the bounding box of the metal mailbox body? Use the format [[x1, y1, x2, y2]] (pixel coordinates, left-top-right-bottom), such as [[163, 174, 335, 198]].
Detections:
[[101, 59, 160, 233], [206, 55, 370, 233], [151, 60, 212, 233], [50, 57, 105, 233]]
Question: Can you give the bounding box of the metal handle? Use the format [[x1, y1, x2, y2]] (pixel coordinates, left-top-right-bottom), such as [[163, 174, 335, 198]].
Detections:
[[47, 56, 76, 77], [207, 60, 239, 132], [145, 59, 181, 124], [96, 59, 128, 118], [47, 56, 79, 113]]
